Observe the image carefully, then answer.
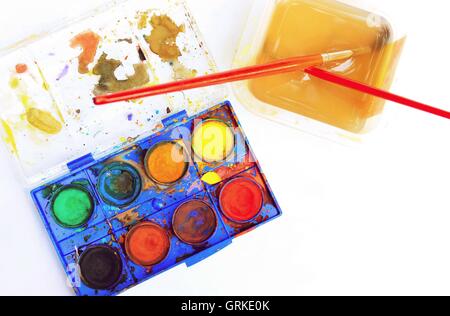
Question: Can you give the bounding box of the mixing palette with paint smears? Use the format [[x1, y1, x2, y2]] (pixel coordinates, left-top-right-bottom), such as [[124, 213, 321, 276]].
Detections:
[[0, 0, 225, 184], [0, 0, 281, 296]]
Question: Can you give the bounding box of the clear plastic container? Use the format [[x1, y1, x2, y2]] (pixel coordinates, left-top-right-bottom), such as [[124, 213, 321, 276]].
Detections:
[[233, 0, 406, 141]]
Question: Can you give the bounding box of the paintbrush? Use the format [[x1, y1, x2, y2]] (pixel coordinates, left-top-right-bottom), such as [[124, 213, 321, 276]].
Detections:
[[93, 48, 450, 121], [93, 49, 360, 105], [304, 67, 450, 120]]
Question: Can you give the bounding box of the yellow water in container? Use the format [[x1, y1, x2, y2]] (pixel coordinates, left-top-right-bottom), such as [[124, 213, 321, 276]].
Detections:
[[249, 0, 404, 133]]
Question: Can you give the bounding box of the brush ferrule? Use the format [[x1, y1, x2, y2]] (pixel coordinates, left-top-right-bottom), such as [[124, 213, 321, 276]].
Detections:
[[321, 50, 354, 63]]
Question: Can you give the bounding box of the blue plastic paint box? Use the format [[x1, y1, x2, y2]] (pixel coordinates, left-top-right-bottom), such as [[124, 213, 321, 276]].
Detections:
[[30, 102, 282, 296], [0, 0, 282, 296]]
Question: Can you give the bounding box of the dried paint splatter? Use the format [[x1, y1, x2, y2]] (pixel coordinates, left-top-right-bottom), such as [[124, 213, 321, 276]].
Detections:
[[92, 53, 150, 96], [137, 11, 149, 30], [144, 14, 184, 61], [15, 64, 28, 74], [1, 120, 18, 154], [70, 30, 101, 74], [56, 65, 69, 81], [142, 14, 196, 79], [26, 108, 62, 134], [9, 76, 62, 135], [115, 207, 141, 227]]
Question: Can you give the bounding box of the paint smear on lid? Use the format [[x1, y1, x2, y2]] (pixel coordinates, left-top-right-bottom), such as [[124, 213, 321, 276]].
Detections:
[[15, 64, 28, 74], [144, 15, 184, 61], [92, 53, 150, 96], [142, 14, 197, 79], [34, 62, 65, 124], [56, 65, 69, 81], [137, 11, 149, 29], [70, 30, 101, 74], [172, 59, 197, 80], [9, 75, 63, 135], [9, 77, 20, 89], [1, 120, 18, 155], [26, 108, 62, 135]]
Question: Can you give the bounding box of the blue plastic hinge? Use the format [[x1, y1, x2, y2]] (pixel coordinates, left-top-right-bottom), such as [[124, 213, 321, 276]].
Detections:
[[67, 153, 95, 172], [162, 110, 188, 128], [185, 239, 233, 268]]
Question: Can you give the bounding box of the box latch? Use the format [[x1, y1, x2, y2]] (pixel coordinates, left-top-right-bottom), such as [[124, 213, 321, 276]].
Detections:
[[67, 153, 95, 172]]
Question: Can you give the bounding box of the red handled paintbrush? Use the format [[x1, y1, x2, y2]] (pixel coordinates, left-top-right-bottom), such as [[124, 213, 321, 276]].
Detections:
[[93, 50, 355, 105], [93, 49, 450, 120]]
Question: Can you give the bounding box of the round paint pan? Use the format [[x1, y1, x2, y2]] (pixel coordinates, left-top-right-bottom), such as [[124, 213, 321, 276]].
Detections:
[[191, 119, 236, 163], [144, 141, 189, 186], [219, 177, 264, 223], [125, 222, 171, 267], [78, 245, 123, 290], [51, 184, 95, 228], [172, 199, 218, 245], [97, 162, 142, 207]]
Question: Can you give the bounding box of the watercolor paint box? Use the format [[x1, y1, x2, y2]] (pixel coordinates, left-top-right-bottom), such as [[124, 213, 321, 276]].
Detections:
[[0, 0, 282, 296], [30, 101, 281, 296]]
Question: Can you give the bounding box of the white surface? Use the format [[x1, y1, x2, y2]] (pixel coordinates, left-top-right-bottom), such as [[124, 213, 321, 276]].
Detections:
[[0, 0, 450, 296]]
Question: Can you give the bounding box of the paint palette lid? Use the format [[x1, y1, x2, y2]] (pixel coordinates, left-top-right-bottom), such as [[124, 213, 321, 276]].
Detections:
[[0, 0, 227, 186]]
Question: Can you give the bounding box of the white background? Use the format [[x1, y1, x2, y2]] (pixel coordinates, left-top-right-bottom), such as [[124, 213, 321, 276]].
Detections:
[[0, 0, 450, 296]]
